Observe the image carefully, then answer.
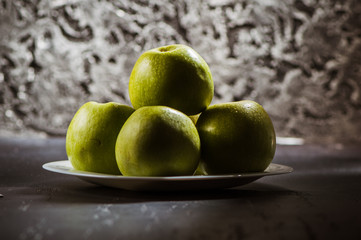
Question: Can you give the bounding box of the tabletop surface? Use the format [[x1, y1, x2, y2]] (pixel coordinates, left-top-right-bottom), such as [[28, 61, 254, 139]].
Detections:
[[1, 138, 361, 240]]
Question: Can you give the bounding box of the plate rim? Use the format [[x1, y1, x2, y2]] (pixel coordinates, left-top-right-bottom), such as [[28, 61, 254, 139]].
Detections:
[[42, 160, 293, 181]]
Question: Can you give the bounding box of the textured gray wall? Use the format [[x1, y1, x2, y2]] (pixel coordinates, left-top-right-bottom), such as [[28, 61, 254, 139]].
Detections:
[[1, 0, 361, 144]]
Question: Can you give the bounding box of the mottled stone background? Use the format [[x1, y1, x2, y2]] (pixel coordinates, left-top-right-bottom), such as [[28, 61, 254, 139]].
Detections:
[[1, 0, 361, 144]]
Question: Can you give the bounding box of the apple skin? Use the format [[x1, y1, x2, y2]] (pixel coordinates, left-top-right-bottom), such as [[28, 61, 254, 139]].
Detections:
[[129, 44, 214, 116], [115, 106, 201, 176], [196, 100, 276, 174], [66, 101, 134, 174]]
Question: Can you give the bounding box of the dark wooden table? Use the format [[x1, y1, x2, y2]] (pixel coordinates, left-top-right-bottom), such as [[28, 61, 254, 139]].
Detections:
[[1, 138, 361, 240]]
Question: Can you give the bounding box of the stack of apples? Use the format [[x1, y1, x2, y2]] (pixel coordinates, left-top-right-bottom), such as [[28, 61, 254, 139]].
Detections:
[[66, 44, 276, 176]]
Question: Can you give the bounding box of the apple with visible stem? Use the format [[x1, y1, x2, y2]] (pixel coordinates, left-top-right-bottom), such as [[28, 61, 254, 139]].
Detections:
[[196, 100, 276, 174], [66, 101, 134, 174], [128, 44, 214, 116], [115, 106, 201, 176]]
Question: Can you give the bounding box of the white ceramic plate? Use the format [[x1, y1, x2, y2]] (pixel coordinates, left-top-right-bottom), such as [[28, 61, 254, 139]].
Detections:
[[43, 160, 293, 191]]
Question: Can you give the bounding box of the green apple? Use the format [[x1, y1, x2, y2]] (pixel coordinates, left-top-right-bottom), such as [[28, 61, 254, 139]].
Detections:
[[115, 106, 201, 176], [194, 160, 207, 176], [189, 113, 200, 125], [196, 100, 276, 174], [66, 101, 134, 174], [128, 44, 214, 115]]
